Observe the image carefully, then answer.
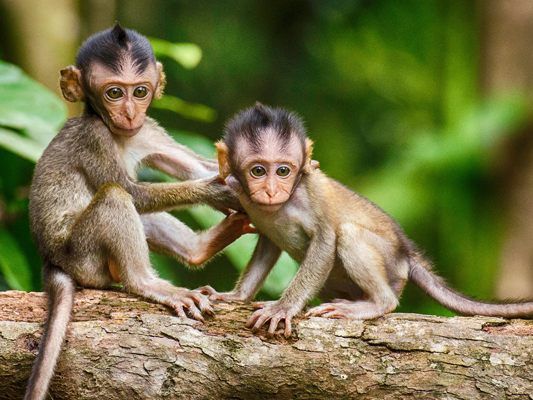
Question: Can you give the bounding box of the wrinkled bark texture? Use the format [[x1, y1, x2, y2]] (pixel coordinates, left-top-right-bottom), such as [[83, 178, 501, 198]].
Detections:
[[0, 290, 531, 400]]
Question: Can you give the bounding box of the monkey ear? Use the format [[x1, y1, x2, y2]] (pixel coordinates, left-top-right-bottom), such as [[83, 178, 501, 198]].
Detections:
[[302, 138, 315, 173], [215, 141, 231, 179], [59, 66, 84, 102], [154, 62, 166, 100]]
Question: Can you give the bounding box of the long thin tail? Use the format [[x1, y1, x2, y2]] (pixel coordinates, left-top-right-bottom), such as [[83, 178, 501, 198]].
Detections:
[[24, 263, 75, 400], [408, 252, 533, 318]]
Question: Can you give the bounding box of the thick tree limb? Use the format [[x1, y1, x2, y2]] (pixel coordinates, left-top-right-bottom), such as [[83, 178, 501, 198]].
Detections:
[[0, 290, 531, 399]]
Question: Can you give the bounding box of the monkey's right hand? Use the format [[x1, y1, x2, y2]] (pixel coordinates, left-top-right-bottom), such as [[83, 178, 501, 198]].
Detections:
[[197, 285, 250, 303], [171, 289, 214, 322], [204, 176, 243, 213]]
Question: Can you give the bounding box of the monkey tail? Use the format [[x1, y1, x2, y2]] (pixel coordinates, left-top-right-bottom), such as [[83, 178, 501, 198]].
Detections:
[[24, 263, 75, 400], [408, 252, 533, 318]]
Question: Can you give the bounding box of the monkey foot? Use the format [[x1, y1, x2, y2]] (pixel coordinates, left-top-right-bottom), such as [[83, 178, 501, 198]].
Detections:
[[246, 301, 298, 338], [306, 301, 387, 320], [169, 289, 214, 322], [196, 285, 248, 303]]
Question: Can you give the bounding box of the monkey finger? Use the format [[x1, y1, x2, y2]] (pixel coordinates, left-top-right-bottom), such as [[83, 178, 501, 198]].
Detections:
[[251, 301, 270, 309], [267, 316, 282, 336], [305, 304, 335, 317], [185, 303, 205, 322], [322, 311, 349, 319], [243, 223, 257, 234], [252, 312, 272, 332], [284, 317, 292, 338], [245, 310, 263, 328], [174, 304, 188, 320], [197, 285, 217, 296], [192, 293, 214, 316]]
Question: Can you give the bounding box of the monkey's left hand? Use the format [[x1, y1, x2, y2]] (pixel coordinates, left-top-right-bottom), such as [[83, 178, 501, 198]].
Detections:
[[246, 301, 299, 338]]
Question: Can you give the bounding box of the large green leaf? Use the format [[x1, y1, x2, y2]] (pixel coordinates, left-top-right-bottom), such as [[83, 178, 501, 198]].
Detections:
[[0, 61, 66, 139], [0, 61, 67, 161], [0, 228, 33, 291]]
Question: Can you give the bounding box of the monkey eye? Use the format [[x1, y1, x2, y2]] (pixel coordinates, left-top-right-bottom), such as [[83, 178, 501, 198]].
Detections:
[[133, 86, 148, 98], [250, 165, 266, 178], [276, 166, 291, 177], [105, 87, 124, 100]]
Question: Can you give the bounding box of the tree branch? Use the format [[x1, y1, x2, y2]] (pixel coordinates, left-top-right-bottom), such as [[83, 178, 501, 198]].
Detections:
[[0, 290, 531, 399]]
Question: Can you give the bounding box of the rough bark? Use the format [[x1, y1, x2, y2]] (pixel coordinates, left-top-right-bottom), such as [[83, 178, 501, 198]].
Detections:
[[0, 290, 531, 400]]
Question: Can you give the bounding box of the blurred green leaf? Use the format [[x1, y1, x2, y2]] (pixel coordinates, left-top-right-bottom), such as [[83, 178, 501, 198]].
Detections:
[[0, 127, 45, 162], [0, 61, 66, 143], [149, 38, 202, 69], [168, 129, 217, 158], [0, 228, 33, 291], [153, 95, 217, 122]]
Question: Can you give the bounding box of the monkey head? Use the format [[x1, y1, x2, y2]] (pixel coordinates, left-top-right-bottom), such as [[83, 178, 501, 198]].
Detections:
[[217, 103, 314, 212], [59, 24, 166, 137]]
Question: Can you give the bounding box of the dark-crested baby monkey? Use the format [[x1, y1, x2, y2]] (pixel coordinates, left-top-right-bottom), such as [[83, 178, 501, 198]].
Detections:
[[204, 103, 533, 338], [25, 25, 250, 400]]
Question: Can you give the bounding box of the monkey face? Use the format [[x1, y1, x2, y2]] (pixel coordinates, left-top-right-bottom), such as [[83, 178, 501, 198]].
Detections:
[[234, 133, 304, 211], [87, 61, 160, 136]]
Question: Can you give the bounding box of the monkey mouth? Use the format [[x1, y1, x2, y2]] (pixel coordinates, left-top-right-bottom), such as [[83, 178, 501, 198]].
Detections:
[[110, 125, 142, 137], [250, 198, 286, 211]]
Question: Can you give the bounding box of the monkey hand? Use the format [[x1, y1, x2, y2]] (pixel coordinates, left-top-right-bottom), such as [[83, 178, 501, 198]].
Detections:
[[225, 212, 257, 235], [246, 301, 299, 338], [170, 289, 214, 322], [197, 285, 250, 303], [204, 176, 243, 213]]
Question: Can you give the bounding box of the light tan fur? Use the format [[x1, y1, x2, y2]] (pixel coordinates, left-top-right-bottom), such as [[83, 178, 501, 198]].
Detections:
[[205, 104, 533, 338], [25, 27, 248, 400]]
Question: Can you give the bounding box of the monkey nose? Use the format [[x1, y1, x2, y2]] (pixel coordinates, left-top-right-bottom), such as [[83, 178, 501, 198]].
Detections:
[[265, 185, 277, 198], [125, 102, 135, 120]]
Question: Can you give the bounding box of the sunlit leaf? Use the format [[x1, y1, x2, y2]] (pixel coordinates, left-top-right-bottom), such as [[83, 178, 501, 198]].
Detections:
[[149, 38, 202, 69], [0, 228, 33, 291], [153, 95, 217, 122], [0, 61, 66, 145], [0, 127, 44, 162]]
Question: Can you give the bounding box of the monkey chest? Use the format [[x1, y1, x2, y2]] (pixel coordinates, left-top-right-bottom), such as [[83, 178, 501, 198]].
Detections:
[[252, 210, 311, 262]]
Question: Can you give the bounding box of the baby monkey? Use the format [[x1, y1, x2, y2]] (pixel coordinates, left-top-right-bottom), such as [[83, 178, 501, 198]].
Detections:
[[205, 103, 533, 337], [25, 25, 249, 400]]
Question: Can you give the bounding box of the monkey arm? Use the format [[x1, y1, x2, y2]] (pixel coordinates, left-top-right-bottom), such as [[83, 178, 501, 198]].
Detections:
[[142, 212, 253, 267], [127, 178, 240, 213], [143, 139, 219, 181], [80, 137, 239, 213], [247, 229, 336, 337], [278, 229, 336, 310], [200, 235, 281, 302]]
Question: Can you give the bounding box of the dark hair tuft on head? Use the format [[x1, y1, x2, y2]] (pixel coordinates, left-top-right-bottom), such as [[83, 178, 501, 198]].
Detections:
[[223, 103, 307, 155], [76, 24, 155, 76], [111, 23, 128, 47]]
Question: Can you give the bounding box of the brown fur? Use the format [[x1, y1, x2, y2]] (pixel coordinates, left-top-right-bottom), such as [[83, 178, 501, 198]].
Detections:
[[25, 27, 245, 397], [206, 104, 533, 338]]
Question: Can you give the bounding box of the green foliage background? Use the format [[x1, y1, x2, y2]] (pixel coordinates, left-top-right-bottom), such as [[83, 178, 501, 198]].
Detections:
[[0, 1, 528, 315]]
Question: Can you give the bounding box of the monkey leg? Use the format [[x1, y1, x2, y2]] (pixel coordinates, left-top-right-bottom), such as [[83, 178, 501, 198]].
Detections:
[[141, 211, 251, 267], [64, 183, 212, 320], [307, 224, 399, 320]]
